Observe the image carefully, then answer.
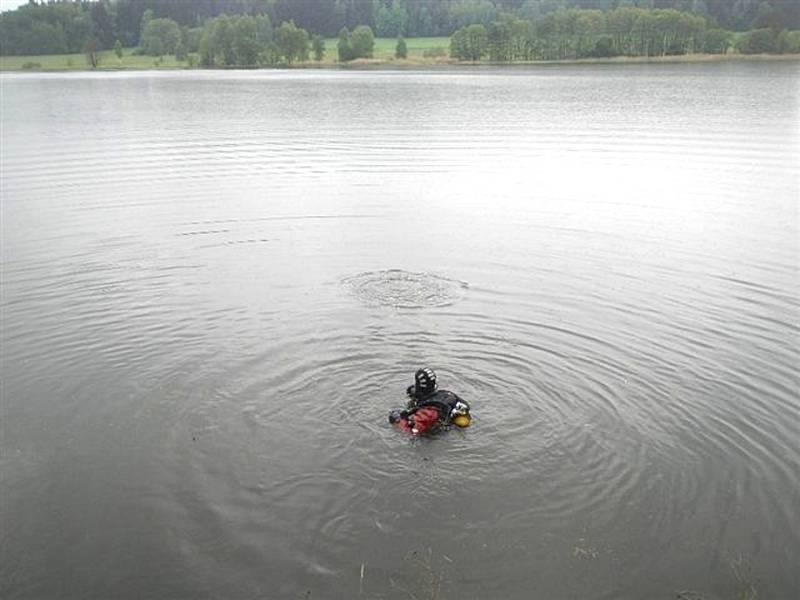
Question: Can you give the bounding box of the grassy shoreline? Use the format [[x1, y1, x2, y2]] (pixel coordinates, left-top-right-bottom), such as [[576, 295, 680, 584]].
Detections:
[[2, 45, 798, 73]]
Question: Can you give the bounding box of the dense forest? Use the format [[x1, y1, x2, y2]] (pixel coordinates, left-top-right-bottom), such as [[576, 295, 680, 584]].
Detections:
[[1, 0, 798, 57], [450, 7, 800, 60]]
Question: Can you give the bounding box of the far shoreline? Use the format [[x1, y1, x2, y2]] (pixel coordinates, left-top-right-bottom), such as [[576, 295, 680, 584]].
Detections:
[[2, 52, 798, 73], [327, 52, 800, 70]]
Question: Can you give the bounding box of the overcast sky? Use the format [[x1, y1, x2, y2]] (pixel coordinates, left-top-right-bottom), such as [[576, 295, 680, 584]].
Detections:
[[1, 0, 28, 13]]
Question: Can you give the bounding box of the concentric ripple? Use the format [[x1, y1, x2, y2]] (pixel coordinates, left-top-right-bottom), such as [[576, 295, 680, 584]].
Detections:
[[341, 269, 468, 308], [2, 65, 799, 600]]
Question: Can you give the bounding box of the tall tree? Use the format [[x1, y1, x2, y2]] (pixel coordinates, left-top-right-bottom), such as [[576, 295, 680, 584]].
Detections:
[[140, 18, 182, 56], [337, 26, 354, 61], [735, 27, 779, 53], [312, 35, 326, 60], [233, 16, 261, 66], [703, 28, 730, 53], [85, 38, 99, 68], [90, 2, 115, 48], [451, 23, 489, 60], [375, 0, 409, 36], [395, 34, 408, 58], [276, 20, 309, 64], [350, 24, 375, 58]]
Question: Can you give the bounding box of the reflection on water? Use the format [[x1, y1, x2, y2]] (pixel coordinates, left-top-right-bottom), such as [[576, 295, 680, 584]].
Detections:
[[1, 63, 799, 599]]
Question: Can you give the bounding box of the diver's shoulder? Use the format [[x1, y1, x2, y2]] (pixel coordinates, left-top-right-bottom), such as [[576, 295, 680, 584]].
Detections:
[[432, 389, 461, 401]]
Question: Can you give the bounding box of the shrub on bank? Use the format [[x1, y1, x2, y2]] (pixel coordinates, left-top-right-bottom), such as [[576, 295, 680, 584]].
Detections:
[[395, 36, 407, 59], [777, 30, 800, 54], [337, 25, 375, 62], [736, 28, 779, 54], [735, 28, 799, 54]]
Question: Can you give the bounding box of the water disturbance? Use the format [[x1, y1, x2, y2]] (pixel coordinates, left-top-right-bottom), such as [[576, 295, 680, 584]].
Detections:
[[342, 270, 468, 308], [1, 64, 798, 599]]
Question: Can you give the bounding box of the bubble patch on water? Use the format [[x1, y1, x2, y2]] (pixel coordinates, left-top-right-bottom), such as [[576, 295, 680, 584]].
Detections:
[[342, 269, 468, 308]]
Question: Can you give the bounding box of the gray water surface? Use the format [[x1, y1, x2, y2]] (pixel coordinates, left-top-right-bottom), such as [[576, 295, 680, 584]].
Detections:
[[1, 63, 798, 599]]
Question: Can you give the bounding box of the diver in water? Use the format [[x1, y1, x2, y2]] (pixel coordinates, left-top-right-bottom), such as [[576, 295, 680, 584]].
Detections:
[[388, 367, 471, 435]]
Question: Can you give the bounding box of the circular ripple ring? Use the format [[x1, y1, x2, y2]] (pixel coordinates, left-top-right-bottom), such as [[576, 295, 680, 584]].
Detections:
[[342, 269, 468, 308]]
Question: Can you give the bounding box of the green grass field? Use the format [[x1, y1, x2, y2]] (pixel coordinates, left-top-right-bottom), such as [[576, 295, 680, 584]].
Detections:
[[0, 37, 451, 71], [0, 47, 190, 71]]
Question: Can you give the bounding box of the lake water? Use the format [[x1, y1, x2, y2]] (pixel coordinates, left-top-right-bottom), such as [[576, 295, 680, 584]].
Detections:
[[1, 62, 798, 599]]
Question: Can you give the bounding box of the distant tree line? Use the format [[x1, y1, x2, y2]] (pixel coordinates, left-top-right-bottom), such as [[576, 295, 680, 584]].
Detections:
[[450, 6, 800, 60], [3, 0, 799, 56], [151, 13, 322, 67]]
